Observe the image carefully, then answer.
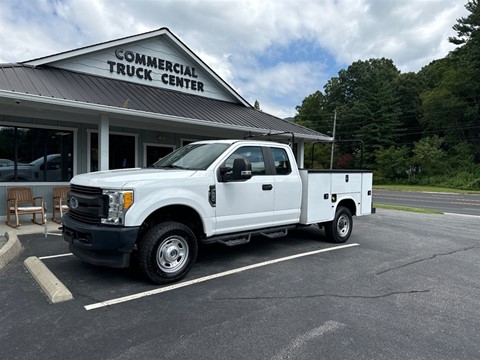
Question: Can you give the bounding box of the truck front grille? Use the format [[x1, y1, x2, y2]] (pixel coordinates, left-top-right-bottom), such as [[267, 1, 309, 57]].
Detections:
[[70, 184, 103, 195], [68, 210, 101, 225], [68, 185, 107, 225]]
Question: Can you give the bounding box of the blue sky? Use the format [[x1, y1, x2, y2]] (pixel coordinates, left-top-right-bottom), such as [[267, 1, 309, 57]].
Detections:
[[0, 0, 468, 118]]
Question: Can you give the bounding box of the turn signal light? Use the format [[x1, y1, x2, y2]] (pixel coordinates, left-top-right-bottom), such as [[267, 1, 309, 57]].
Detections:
[[123, 191, 134, 209]]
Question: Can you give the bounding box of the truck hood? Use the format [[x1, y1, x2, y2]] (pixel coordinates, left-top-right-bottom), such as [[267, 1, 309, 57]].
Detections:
[[70, 168, 197, 188]]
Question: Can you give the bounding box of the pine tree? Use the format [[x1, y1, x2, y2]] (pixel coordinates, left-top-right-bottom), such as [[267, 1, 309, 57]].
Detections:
[[449, 0, 480, 46]]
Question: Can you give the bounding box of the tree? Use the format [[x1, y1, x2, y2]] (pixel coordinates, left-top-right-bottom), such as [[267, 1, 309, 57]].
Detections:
[[254, 100, 261, 110], [395, 72, 424, 145], [375, 145, 412, 181], [449, 142, 476, 170], [419, 48, 480, 160], [412, 136, 447, 176], [449, 0, 480, 47], [446, 1, 480, 160], [294, 91, 332, 134], [322, 58, 404, 167], [294, 92, 334, 168]]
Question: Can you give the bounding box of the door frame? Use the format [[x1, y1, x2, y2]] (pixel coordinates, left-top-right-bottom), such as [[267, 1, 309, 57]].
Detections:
[[87, 130, 138, 172]]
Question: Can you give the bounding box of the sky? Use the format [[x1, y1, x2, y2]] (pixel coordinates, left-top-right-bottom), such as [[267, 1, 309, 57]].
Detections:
[[0, 0, 469, 119]]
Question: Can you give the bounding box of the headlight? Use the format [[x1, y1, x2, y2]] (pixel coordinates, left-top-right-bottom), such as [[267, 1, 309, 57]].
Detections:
[[101, 190, 134, 225]]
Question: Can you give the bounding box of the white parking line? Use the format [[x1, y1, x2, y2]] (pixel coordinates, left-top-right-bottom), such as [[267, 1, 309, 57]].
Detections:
[[85, 243, 360, 311], [444, 212, 480, 218], [39, 253, 73, 260]]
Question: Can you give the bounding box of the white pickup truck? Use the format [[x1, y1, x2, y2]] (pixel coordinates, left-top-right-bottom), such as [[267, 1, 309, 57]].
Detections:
[[62, 140, 374, 284]]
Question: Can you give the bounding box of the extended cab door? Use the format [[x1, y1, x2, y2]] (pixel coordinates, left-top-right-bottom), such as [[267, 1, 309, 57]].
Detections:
[[214, 145, 274, 234], [270, 146, 302, 225]]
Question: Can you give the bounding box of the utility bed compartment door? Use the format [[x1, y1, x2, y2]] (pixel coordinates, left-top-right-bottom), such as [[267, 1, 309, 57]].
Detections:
[[360, 172, 373, 215], [331, 173, 362, 194], [299, 170, 333, 224]]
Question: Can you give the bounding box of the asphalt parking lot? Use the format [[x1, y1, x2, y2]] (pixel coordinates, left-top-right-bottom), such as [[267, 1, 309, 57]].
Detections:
[[1, 209, 480, 360]]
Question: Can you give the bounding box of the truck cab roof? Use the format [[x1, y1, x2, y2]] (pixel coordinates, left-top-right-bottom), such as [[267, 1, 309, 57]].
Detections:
[[192, 139, 291, 147]]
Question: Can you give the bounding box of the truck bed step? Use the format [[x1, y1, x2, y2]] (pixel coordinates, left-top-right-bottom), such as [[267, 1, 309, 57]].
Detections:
[[217, 235, 251, 247], [260, 229, 289, 239], [202, 225, 296, 246]]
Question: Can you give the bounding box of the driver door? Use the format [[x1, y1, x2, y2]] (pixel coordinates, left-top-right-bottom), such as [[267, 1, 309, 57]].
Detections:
[[214, 146, 274, 234]]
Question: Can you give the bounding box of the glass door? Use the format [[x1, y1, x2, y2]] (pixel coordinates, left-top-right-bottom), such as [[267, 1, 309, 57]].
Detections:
[[90, 132, 136, 171]]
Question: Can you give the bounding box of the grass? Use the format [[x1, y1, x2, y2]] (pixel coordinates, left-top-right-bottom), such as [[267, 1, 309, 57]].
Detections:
[[373, 203, 443, 214], [373, 184, 480, 194]]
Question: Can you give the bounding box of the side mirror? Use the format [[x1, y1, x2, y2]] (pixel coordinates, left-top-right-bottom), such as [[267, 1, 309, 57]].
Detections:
[[232, 158, 252, 180], [218, 158, 252, 182]]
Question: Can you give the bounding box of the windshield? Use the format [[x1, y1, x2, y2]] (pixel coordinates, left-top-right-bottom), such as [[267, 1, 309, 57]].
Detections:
[[152, 143, 230, 170]]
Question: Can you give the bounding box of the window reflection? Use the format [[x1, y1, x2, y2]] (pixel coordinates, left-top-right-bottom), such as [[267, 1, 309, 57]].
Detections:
[[0, 126, 73, 182], [224, 146, 266, 177]]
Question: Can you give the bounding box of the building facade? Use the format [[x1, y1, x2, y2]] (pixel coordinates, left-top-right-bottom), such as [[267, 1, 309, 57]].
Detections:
[[0, 28, 330, 221]]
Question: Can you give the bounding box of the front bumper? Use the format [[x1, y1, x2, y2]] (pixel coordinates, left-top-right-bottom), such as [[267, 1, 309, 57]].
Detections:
[[62, 213, 139, 268]]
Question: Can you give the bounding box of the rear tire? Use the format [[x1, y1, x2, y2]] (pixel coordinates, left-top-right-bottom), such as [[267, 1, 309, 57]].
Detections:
[[324, 206, 353, 243], [138, 221, 198, 284]]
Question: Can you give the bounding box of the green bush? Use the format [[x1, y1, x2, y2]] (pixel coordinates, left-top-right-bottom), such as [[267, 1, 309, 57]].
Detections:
[[411, 170, 480, 190]]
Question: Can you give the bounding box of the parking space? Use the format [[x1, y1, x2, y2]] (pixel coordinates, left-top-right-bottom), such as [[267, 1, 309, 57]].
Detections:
[[22, 225, 359, 310], [2, 209, 480, 359]]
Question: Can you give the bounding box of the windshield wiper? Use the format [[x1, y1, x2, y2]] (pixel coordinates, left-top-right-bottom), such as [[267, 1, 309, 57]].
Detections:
[[159, 164, 186, 169]]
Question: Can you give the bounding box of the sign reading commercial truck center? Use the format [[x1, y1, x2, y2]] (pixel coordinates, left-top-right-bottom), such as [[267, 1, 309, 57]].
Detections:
[[49, 33, 233, 102], [108, 48, 205, 92]]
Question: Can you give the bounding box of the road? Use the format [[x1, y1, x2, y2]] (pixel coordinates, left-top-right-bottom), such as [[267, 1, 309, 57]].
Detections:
[[1, 209, 480, 359], [374, 189, 480, 216]]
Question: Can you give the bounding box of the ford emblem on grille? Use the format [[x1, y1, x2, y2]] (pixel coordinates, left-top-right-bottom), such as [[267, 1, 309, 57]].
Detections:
[[69, 196, 79, 209]]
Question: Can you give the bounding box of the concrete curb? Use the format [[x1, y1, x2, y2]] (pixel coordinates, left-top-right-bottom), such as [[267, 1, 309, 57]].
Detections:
[[0, 231, 23, 270], [24, 256, 73, 303]]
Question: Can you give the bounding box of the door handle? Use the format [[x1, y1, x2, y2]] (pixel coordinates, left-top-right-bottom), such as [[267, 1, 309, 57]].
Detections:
[[262, 184, 273, 191]]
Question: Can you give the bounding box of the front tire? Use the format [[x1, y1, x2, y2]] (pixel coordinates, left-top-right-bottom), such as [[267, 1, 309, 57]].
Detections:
[[138, 221, 198, 284], [324, 206, 353, 243]]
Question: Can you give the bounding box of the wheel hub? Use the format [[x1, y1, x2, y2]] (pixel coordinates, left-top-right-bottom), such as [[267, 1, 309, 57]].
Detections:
[[156, 236, 189, 273], [165, 246, 179, 261], [337, 215, 350, 236]]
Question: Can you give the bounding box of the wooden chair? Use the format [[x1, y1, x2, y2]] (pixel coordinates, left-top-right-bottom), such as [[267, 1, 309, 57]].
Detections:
[[52, 185, 70, 223], [6, 187, 45, 228]]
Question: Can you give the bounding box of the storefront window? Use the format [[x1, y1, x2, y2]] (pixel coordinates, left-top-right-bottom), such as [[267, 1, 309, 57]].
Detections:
[[0, 125, 73, 182]]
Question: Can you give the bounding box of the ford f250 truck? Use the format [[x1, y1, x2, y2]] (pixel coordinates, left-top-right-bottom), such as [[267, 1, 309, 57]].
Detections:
[[62, 140, 373, 284]]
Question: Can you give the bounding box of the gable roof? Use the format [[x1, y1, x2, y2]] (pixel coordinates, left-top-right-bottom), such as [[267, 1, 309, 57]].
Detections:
[[21, 27, 251, 107]]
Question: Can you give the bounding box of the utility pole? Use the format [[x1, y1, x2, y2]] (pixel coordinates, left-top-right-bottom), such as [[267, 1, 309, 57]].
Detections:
[[329, 109, 337, 169]]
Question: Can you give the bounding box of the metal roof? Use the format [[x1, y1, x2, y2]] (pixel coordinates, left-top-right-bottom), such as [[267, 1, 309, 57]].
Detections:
[[0, 64, 331, 141]]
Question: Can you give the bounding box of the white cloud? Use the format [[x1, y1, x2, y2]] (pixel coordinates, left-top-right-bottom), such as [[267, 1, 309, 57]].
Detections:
[[194, 50, 235, 84], [237, 60, 328, 109], [0, 0, 469, 117], [260, 101, 298, 120]]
